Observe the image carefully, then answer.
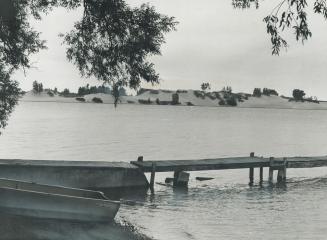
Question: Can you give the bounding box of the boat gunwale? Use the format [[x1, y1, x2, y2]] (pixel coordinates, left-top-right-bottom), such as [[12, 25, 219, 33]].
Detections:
[[0, 178, 120, 204], [0, 185, 121, 206], [0, 159, 139, 169]]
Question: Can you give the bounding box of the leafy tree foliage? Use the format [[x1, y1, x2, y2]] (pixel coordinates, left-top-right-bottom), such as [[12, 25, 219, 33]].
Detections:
[[233, 0, 327, 55], [0, 64, 20, 131], [47, 90, 54, 97], [61, 88, 71, 97], [0, 0, 47, 72], [77, 84, 126, 106], [201, 82, 211, 91], [262, 88, 278, 96], [171, 93, 180, 105], [0, 0, 176, 130], [232, 0, 259, 9], [92, 97, 103, 103], [32, 81, 43, 93], [226, 96, 238, 106], [0, 0, 47, 132], [293, 89, 305, 100], [253, 88, 262, 97], [61, 0, 176, 102], [222, 86, 232, 93], [253, 87, 278, 96], [78, 85, 111, 96]]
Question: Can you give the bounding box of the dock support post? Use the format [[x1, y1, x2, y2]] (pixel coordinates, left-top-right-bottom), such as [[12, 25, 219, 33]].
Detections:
[[277, 158, 287, 184], [259, 167, 263, 185], [268, 168, 274, 184], [249, 168, 254, 186], [283, 167, 287, 182], [173, 170, 189, 188], [249, 152, 254, 186], [150, 163, 156, 192], [277, 169, 283, 183], [283, 157, 287, 182], [173, 170, 180, 187], [268, 157, 274, 184]]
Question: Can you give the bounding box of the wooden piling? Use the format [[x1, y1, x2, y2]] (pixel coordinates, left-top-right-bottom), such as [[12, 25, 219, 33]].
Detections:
[[268, 168, 274, 183], [173, 170, 180, 187], [268, 157, 274, 183], [150, 163, 156, 191], [249, 167, 254, 186], [173, 170, 189, 187], [277, 169, 283, 183], [177, 171, 190, 187], [283, 168, 287, 182], [283, 157, 287, 182], [249, 152, 254, 186], [277, 158, 287, 184], [259, 167, 263, 185]]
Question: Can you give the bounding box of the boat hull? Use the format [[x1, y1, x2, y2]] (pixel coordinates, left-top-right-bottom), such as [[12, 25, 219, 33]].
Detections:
[[0, 159, 148, 190], [0, 187, 120, 222]]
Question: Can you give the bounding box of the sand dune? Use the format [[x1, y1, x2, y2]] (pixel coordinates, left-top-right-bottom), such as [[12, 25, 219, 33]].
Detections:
[[21, 90, 327, 110]]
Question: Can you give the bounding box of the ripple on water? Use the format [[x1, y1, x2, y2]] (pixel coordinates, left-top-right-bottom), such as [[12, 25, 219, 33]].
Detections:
[[2, 103, 327, 239]]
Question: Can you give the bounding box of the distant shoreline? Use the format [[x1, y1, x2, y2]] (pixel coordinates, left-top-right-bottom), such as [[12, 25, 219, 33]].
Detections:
[[20, 99, 327, 111], [20, 89, 327, 111]]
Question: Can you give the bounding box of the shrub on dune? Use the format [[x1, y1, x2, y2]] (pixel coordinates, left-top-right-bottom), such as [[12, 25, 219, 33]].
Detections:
[[92, 97, 103, 103]]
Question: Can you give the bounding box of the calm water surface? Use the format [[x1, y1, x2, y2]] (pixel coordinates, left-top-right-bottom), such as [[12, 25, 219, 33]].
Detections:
[[1, 102, 327, 240]]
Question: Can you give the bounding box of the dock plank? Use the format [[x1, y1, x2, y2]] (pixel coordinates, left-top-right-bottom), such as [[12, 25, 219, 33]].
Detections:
[[131, 156, 327, 172], [286, 156, 327, 168], [2, 155, 327, 173], [131, 157, 270, 172]]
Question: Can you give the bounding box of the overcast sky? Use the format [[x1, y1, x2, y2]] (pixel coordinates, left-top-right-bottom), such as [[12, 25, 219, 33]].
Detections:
[[13, 0, 327, 99]]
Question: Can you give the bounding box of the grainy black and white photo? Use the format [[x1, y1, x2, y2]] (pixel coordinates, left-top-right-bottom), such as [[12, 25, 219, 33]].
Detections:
[[1, 0, 327, 239]]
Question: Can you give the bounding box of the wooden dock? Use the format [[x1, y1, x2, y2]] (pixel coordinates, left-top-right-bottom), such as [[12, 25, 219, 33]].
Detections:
[[131, 154, 327, 189]]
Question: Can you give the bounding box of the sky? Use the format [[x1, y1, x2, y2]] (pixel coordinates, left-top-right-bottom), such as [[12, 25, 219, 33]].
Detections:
[[13, 0, 327, 99]]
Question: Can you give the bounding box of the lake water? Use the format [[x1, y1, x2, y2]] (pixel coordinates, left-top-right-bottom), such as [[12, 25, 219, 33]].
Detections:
[[1, 101, 327, 239]]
